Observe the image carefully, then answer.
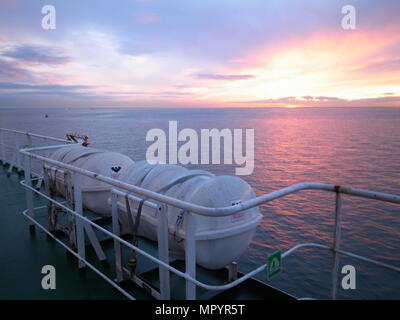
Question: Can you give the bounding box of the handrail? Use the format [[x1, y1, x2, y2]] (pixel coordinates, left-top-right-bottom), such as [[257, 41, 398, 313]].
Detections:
[[0, 127, 76, 178], [0, 127, 72, 144], [22, 208, 136, 300], [7, 130, 400, 300], [20, 179, 400, 296], [19, 146, 400, 216]]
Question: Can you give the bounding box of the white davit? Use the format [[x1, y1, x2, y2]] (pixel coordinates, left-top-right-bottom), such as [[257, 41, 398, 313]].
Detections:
[[118, 160, 262, 270], [47, 145, 134, 216]]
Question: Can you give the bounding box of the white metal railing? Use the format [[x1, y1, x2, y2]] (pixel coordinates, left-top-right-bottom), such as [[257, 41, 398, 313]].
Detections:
[[0, 128, 74, 183], [2, 128, 399, 300]]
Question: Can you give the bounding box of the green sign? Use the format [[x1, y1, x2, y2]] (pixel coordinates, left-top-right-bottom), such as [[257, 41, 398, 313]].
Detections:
[[267, 250, 282, 279]]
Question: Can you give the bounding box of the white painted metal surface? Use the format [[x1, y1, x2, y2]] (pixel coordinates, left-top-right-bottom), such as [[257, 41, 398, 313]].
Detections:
[[48, 145, 134, 215], [117, 161, 262, 270]]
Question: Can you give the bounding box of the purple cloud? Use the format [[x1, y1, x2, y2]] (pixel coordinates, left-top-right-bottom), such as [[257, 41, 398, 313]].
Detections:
[[358, 59, 400, 74], [0, 83, 92, 91], [197, 74, 256, 80], [1, 45, 71, 65], [0, 59, 29, 80], [155, 91, 193, 97], [0, 82, 95, 99], [232, 95, 400, 106]]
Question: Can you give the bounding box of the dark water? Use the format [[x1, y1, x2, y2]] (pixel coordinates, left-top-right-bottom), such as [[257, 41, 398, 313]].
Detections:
[[1, 107, 399, 299]]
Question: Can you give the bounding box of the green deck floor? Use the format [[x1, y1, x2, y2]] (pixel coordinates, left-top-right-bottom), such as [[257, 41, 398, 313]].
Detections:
[[0, 164, 134, 299], [0, 162, 293, 300]]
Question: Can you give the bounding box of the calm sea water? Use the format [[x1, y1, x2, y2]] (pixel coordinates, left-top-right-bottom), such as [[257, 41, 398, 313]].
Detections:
[[1, 107, 399, 299]]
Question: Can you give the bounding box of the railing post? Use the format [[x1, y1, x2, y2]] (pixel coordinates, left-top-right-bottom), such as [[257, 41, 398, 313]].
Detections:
[[0, 130, 4, 164], [73, 172, 86, 268], [43, 168, 56, 232], [15, 132, 22, 171], [26, 133, 32, 148], [111, 191, 124, 282], [331, 187, 342, 300], [185, 211, 196, 300], [24, 155, 35, 228], [157, 204, 171, 300], [228, 261, 238, 282]]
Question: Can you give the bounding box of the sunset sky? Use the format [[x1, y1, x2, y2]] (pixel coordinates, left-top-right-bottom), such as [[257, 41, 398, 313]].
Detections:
[[0, 0, 399, 108]]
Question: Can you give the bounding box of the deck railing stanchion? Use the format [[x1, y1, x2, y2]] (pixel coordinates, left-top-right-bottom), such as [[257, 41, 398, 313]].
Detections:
[[24, 155, 35, 228], [331, 187, 342, 300], [73, 172, 86, 268], [185, 211, 196, 300], [43, 168, 56, 232], [111, 191, 124, 282], [8, 132, 17, 173], [16, 132, 22, 171], [157, 204, 171, 299], [0, 130, 4, 164], [26, 133, 32, 148]]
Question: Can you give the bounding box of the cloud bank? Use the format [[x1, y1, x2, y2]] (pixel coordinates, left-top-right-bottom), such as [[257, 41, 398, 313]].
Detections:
[[0, 0, 399, 107]]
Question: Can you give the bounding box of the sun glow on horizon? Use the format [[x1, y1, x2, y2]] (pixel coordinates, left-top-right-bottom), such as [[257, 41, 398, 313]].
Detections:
[[204, 29, 400, 107], [0, 1, 399, 108]]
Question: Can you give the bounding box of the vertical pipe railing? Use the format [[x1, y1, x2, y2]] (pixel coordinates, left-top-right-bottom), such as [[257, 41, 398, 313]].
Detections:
[[157, 204, 171, 299], [43, 168, 56, 232], [24, 155, 34, 228], [15, 132, 21, 171], [331, 188, 342, 300], [0, 130, 4, 163], [26, 133, 32, 148], [228, 261, 238, 282], [111, 191, 124, 282], [185, 211, 196, 300], [8, 132, 16, 172], [73, 172, 86, 269]]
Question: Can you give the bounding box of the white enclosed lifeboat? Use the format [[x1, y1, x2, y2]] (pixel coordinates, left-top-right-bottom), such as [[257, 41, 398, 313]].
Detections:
[[118, 160, 262, 270], [47, 145, 134, 216]]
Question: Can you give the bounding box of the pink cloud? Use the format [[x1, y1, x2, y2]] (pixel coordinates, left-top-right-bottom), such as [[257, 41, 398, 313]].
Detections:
[[0, 60, 29, 80], [197, 74, 256, 80], [1, 44, 71, 66], [134, 11, 160, 24], [231, 95, 400, 108], [228, 26, 400, 73]]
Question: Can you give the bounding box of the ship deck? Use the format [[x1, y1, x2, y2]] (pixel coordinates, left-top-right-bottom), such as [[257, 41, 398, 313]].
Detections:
[[0, 162, 293, 300]]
